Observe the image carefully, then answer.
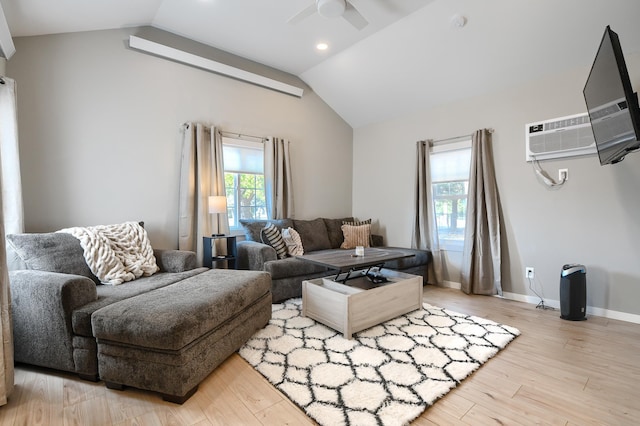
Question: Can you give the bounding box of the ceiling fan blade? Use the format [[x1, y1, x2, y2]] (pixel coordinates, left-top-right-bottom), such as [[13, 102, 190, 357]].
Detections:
[[287, 4, 317, 25], [343, 1, 368, 30]]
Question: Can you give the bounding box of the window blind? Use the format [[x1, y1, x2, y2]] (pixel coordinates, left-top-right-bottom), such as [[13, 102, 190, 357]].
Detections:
[[222, 138, 263, 174]]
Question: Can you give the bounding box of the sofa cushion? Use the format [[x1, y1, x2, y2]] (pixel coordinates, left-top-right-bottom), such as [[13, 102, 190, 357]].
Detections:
[[323, 217, 354, 249], [6, 232, 100, 284], [91, 269, 271, 351], [261, 223, 288, 259], [240, 219, 293, 242], [382, 247, 432, 270], [293, 218, 332, 252], [263, 256, 331, 280], [340, 224, 372, 249], [72, 267, 209, 337]]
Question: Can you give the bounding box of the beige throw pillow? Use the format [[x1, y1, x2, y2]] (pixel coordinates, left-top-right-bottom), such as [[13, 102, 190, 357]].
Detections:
[[340, 224, 371, 249], [282, 227, 304, 256]]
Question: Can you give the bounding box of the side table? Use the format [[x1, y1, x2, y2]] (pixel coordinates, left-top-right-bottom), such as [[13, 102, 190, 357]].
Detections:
[[203, 235, 237, 269]]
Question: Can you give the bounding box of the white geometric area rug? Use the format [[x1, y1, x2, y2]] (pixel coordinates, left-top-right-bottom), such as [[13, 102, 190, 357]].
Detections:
[[239, 298, 520, 426]]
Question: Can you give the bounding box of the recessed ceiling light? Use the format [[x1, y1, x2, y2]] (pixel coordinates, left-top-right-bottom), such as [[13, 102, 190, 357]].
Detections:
[[450, 14, 467, 28], [316, 42, 329, 51]]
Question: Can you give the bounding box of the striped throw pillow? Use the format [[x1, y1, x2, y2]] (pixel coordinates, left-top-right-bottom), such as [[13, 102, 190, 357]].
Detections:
[[340, 224, 371, 249], [261, 223, 288, 259], [343, 218, 373, 245], [342, 218, 372, 226]]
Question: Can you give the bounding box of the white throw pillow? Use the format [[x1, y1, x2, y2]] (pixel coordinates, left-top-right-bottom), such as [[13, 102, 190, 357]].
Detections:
[[282, 227, 304, 256]]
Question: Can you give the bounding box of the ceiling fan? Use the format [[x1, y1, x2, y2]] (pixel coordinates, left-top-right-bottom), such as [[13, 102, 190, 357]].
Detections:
[[288, 0, 368, 30]]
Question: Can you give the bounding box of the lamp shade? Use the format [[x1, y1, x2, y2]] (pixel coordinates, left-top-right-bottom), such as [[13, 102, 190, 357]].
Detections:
[[208, 195, 227, 214]]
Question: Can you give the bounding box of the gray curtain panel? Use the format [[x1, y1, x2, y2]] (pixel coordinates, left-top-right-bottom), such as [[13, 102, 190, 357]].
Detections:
[[264, 137, 294, 220], [412, 140, 443, 285], [178, 123, 228, 265], [461, 129, 502, 296]]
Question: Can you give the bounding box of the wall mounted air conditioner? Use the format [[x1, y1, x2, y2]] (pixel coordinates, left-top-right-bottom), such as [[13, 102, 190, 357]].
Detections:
[[525, 112, 597, 162]]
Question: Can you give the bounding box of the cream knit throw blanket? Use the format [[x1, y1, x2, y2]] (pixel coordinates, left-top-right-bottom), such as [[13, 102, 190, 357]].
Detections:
[[59, 221, 159, 285]]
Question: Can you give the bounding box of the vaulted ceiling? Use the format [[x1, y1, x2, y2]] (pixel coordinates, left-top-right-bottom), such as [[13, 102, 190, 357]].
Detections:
[[2, 0, 640, 128]]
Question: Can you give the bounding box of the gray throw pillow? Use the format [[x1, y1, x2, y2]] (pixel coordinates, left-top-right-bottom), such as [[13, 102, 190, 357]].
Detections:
[[6, 232, 100, 284], [293, 218, 332, 252]]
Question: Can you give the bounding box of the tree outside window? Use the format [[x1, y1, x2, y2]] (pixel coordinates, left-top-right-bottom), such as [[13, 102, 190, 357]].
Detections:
[[224, 172, 267, 229]]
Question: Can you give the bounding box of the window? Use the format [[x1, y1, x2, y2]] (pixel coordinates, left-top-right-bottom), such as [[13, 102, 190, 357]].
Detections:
[[222, 137, 267, 230], [430, 139, 472, 251]]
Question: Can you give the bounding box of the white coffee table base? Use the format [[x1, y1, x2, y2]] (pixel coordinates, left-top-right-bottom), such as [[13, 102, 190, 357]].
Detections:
[[302, 269, 423, 339]]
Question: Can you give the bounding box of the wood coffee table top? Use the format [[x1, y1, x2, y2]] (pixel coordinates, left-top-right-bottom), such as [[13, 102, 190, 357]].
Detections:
[[296, 247, 413, 273]]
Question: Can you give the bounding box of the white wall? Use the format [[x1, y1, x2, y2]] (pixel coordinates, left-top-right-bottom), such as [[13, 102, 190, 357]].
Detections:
[[353, 53, 640, 317], [7, 28, 353, 248]]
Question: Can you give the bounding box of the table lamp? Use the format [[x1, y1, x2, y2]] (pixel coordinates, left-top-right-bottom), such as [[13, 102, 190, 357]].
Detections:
[[208, 195, 227, 237]]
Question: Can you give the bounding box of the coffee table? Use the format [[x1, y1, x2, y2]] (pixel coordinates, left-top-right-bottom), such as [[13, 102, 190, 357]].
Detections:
[[301, 268, 423, 339], [296, 247, 414, 283]]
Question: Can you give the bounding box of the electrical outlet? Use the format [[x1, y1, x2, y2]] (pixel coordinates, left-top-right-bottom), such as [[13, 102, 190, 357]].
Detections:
[[559, 168, 568, 182], [525, 267, 535, 279]]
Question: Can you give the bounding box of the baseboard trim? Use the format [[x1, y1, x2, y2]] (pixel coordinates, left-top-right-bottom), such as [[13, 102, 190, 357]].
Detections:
[[431, 283, 640, 324], [500, 291, 640, 325]]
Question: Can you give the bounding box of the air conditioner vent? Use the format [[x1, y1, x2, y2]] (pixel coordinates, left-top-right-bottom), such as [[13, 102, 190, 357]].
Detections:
[[526, 112, 597, 162]]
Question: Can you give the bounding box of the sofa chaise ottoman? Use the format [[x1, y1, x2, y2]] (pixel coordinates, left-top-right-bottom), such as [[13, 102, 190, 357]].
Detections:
[[92, 269, 272, 403]]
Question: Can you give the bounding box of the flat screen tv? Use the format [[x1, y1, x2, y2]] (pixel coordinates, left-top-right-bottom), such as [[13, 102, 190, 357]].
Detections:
[[583, 25, 640, 165]]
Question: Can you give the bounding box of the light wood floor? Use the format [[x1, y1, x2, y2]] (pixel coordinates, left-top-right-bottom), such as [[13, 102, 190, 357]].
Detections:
[[1, 285, 639, 425]]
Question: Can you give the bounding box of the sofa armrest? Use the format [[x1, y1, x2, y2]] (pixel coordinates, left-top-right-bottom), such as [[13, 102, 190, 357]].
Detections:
[[237, 241, 277, 270], [154, 249, 197, 272], [9, 270, 98, 372]]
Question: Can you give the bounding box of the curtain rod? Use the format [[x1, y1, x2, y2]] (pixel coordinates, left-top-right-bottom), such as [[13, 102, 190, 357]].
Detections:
[[180, 123, 268, 143], [429, 128, 494, 147], [219, 130, 267, 143]]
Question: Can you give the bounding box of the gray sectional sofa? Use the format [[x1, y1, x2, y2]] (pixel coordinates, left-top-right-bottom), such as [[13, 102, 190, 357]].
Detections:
[[6, 231, 272, 403], [237, 217, 432, 302]]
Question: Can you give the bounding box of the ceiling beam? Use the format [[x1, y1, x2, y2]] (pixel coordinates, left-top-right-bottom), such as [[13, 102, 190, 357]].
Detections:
[[128, 35, 304, 98], [0, 4, 15, 59]]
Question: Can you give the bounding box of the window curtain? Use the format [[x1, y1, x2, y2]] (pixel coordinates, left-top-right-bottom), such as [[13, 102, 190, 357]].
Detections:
[[1, 78, 22, 236], [264, 137, 294, 220], [412, 140, 443, 285], [461, 129, 502, 295], [178, 123, 228, 265], [0, 76, 19, 405]]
